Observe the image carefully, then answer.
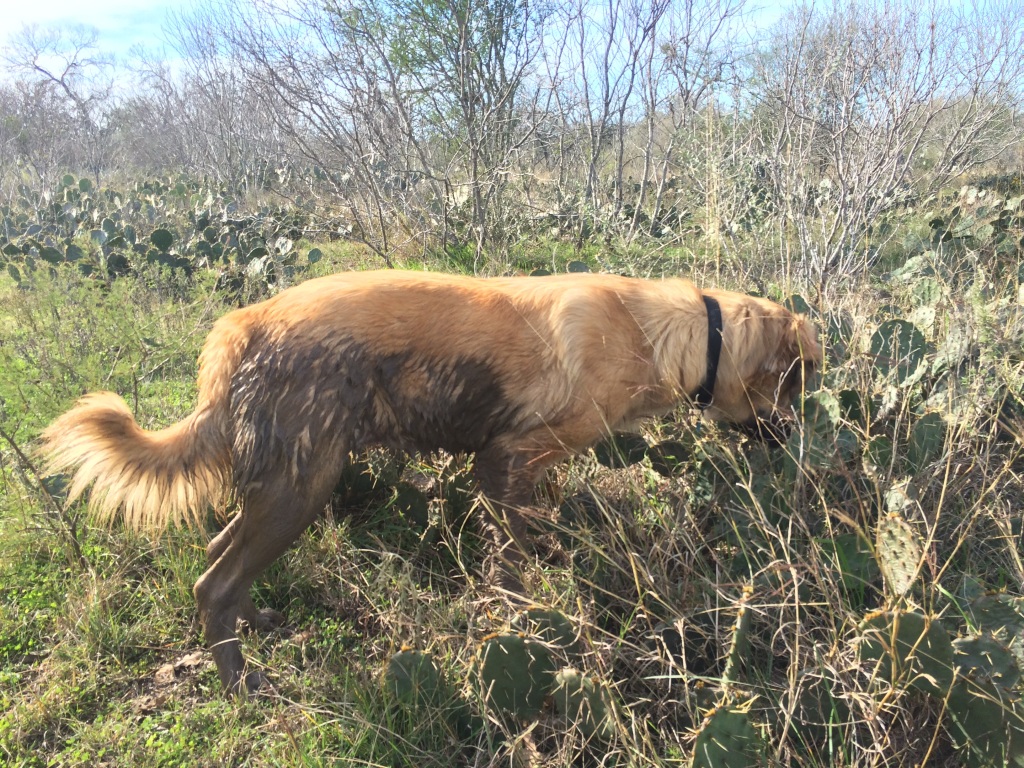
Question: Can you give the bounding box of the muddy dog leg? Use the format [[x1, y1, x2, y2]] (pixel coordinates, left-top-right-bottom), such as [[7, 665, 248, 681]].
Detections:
[[205, 514, 285, 633], [473, 447, 550, 595], [193, 473, 337, 694], [205, 513, 241, 565]]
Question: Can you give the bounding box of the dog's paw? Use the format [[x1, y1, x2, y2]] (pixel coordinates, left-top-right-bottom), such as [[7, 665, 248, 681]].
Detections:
[[252, 608, 287, 632], [239, 608, 287, 635], [244, 669, 275, 696]]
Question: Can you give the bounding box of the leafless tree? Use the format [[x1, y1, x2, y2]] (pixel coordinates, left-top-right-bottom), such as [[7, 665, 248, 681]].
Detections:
[[202, 0, 548, 266], [2, 24, 116, 186], [124, 8, 292, 193], [525, 0, 749, 248], [631, 0, 748, 241], [0, 80, 78, 193], [751, 0, 1024, 294], [210, 0, 423, 263], [2, 0, 1022, 282], [555, 0, 666, 244]]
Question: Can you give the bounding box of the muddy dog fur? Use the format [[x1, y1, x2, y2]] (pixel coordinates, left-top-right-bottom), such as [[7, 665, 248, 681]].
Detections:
[[40, 270, 821, 693]]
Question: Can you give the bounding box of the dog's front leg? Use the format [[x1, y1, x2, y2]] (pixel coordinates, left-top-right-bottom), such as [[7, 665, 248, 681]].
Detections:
[[472, 447, 543, 596]]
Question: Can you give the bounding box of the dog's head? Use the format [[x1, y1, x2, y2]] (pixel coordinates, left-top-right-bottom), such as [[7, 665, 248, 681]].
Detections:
[[701, 293, 822, 438]]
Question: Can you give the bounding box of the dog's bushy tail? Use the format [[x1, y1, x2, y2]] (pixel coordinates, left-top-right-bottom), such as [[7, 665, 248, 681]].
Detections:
[[39, 314, 252, 533]]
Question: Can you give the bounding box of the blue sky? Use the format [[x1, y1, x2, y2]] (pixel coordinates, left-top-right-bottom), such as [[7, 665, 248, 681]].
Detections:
[[0, 0, 791, 69], [0, 0, 181, 62]]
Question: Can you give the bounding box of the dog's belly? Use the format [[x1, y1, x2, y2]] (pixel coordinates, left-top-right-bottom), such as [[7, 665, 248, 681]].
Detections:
[[366, 350, 519, 456], [229, 336, 522, 489]]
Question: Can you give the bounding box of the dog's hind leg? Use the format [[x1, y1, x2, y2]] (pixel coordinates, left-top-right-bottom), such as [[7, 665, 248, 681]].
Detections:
[[205, 513, 241, 565], [194, 470, 338, 694], [205, 514, 285, 633]]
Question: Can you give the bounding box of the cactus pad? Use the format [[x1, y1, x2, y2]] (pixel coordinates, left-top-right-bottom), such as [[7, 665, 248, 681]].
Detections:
[[391, 481, 430, 530], [864, 435, 894, 473], [511, 607, 578, 655], [947, 678, 1024, 768], [858, 610, 955, 696], [965, 593, 1024, 637], [789, 676, 850, 749], [150, 228, 174, 252], [870, 319, 926, 385], [908, 412, 946, 471], [722, 590, 754, 687], [953, 634, 1022, 690], [385, 649, 447, 709], [691, 706, 763, 768], [875, 512, 923, 598], [593, 433, 649, 468], [823, 532, 879, 605], [552, 668, 617, 742], [646, 439, 693, 477], [787, 390, 841, 474], [473, 633, 556, 720]]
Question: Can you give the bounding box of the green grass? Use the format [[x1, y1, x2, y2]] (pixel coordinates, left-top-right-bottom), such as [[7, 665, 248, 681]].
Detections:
[[2, 190, 1024, 766]]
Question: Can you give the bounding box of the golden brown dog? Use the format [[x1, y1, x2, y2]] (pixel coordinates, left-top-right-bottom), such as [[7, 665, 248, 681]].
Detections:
[[40, 270, 820, 693]]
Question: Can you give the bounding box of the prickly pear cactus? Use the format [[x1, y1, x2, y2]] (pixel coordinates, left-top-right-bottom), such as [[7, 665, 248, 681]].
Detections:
[[691, 705, 763, 768], [864, 435, 894, 474], [858, 610, 955, 696], [953, 633, 1022, 690], [951, 536, 1024, 765], [511, 607, 578, 655], [386, 648, 482, 739], [150, 228, 174, 252], [870, 319, 926, 386], [857, 603, 1024, 765], [593, 433, 649, 469], [390, 481, 430, 530], [472, 632, 556, 720], [965, 592, 1024, 639], [788, 675, 850, 750], [786, 390, 841, 476], [722, 585, 754, 688], [823, 532, 879, 609], [552, 668, 617, 742], [875, 512, 923, 598], [884, 478, 917, 515], [785, 294, 811, 315], [908, 411, 946, 472], [646, 439, 693, 478], [947, 677, 1024, 768], [385, 648, 446, 709]]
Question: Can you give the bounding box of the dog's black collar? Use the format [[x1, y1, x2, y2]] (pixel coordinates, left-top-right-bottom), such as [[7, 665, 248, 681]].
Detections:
[[694, 295, 723, 409]]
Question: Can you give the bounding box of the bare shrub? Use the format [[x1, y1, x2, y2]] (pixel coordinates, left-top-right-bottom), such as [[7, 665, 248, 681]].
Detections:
[[750, 0, 1024, 295]]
